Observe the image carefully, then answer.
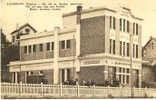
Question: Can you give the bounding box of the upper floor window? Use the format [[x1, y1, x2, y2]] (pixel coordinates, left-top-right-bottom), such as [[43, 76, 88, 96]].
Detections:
[[51, 42, 54, 50], [123, 75, 125, 84], [33, 45, 36, 52], [126, 76, 129, 84], [120, 19, 122, 31], [110, 16, 112, 28], [110, 39, 112, 54], [113, 40, 115, 54], [61, 40, 65, 49], [123, 68, 125, 73], [120, 19, 129, 33], [12, 36, 15, 42], [127, 69, 129, 73], [123, 42, 125, 56], [24, 46, 27, 53], [127, 43, 129, 57], [110, 16, 116, 30], [127, 21, 129, 33], [67, 40, 71, 49], [46, 42, 50, 51], [136, 44, 138, 58], [119, 68, 122, 73], [39, 44, 43, 52], [123, 19, 126, 32], [133, 44, 135, 58], [120, 41, 122, 56], [28, 45, 32, 53], [113, 17, 116, 30], [110, 39, 115, 55], [133, 23, 135, 35], [16, 34, 20, 39], [136, 23, 138, 35]]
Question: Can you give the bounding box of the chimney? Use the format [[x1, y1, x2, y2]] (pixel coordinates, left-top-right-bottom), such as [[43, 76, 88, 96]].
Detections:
[[76, 6, 82, 24]]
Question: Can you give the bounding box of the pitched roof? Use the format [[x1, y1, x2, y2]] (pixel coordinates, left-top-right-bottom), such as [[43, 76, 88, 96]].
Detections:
[[11, 23, 37, 34], [143, 36, 156, 50]]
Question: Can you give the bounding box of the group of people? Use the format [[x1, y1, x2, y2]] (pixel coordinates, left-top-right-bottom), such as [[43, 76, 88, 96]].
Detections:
[[62, 78, 121, 87]]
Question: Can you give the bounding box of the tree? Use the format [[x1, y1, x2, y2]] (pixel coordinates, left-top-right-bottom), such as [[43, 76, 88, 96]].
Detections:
[[1, 29, 12, 82]]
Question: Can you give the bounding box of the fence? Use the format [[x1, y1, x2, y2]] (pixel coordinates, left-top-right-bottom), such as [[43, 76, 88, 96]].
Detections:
[[1, 82, 156, 98]]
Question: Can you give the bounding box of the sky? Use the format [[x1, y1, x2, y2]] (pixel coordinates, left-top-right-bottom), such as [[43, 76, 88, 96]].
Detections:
[[1, 0, 156, 46]]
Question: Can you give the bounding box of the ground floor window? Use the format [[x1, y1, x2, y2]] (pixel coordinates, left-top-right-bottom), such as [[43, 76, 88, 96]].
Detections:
[[60, 68, 72, 83]]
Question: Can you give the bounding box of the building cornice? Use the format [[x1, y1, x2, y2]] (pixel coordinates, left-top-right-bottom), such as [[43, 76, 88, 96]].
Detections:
[[20, 28, 76, 41], [78, 53, 142, 63], [63, 6, 143, 21], [63, 7, 116, 17]]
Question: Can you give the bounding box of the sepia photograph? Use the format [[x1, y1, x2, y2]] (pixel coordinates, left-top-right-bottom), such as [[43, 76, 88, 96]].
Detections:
[[1, 0, 156, 99]]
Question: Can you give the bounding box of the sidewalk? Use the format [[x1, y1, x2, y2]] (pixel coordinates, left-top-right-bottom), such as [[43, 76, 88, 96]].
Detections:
[[1, 95, 152, 99]]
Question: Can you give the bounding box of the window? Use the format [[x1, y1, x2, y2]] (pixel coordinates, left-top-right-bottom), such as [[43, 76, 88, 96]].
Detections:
[[133, 44, 135, 58], [136, 23, 138, 35], [123, 19, 125, 32], [110, 39, 112, 54], [33, 45, 36, 52], [119, 75, 121, 83], [123, 42, 125, 56], [30, 72, 33, 75], [51, 42, 54, 50], [123, 68, 125, 73], [127, 21, 129, 33], [16, 34, 20, 39], [62, 69, 65, 82], [136, 44, 138, 58], [12, 36, 15, 42], [133, 23, 135, 35], [127, 43, 129, 57], [39, 44, 43, 52], [67, 69, 70, 81], [24, 46, 27, 53], [46, 42, 50, 51], [126, 76, 129, 84], [25, 28, 30, 33], [67, 40, 71, 49], [27, 72, 29, 76], [113, 17, 116, 29], [127, 69, 129, 73], [39, 71, 43, 74], [120, 19, 122, 31], [119, 68, 122, 73], [123, 75, 125, 83], [61, 40, 65, 49], [28, 45, 31, 53], [110, 16, 112, 28], [120, 41, 122, 56], [113, 40, 115, 54]]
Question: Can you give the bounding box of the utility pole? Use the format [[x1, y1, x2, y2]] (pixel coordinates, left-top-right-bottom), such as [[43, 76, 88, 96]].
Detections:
[[17, 24, 22, 95]]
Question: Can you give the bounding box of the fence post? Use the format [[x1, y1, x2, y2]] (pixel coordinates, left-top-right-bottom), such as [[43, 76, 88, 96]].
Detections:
[[20, 81, 22, 96], [60, 83, 63, 96], [144, 87, 147, 97], [77, 84, 79, 96], [93, 85, 95, 96], [107, 86, 110, 97], [120, 86, 122, 97], [41, 82, 43, 96]]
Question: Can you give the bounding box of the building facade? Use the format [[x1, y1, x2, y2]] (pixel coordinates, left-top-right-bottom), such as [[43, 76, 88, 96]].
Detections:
[[9, 6, 143, 87], [142, 36, 156, 87]]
